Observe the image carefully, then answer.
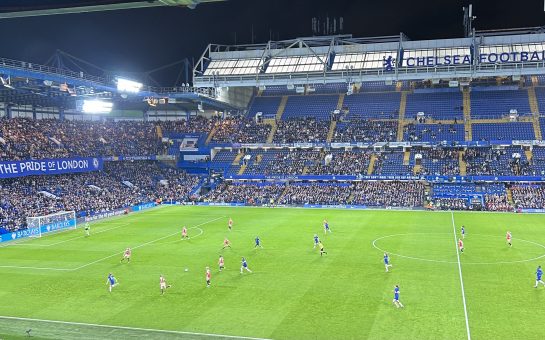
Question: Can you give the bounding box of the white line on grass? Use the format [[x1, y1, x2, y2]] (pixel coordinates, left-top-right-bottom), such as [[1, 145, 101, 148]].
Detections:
[[0, 216, 222, 272], [451, 212, 471, 340], [72, 216, 222, 271], [0, 315, 272, 340], [8, 223, 130, 248]]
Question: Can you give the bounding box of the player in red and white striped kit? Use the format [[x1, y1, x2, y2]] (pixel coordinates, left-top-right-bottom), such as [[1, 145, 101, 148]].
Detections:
[[120, 247, 131, 263], [458, 239, 464, 253], [228, 218, 233, 231], [506, 231, 512, 247], [181, 226, 189, 240], [206, 267, 211, 287], [218, 255, 225, 271], [160, 275, 171, 295]]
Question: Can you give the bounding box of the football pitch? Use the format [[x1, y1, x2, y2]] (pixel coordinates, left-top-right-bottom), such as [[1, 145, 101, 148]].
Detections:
[[0, 206, 545, 340]]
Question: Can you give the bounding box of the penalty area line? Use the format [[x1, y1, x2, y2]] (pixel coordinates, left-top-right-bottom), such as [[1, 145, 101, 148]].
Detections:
[[72, 216, 223, 271], [451, 212, 471, 340], [0, 315, 272, 340]]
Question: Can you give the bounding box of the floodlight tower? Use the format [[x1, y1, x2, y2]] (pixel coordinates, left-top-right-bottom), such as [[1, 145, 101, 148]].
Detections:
[[463, 4, 477, 38]]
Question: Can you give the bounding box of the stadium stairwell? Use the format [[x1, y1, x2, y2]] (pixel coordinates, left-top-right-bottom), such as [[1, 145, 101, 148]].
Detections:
[[506, 187, 514, 205], [403, 149, 411, 166], [156, 125, 163, 139], [396, 91, 408, 141], [266, 95, 288, 143], [413, 164, 422, 175], [326, 121, 337, 142], [326, 94, 345, 142], [205, 125, 218, 145], [459, 150, 467, 176], [266, 120, 277, 143], [237, 163, 247, 175], [527, 87, 543, 140], [232, 151, 244, 165], [463, 87, 472, 141], [367, 154, 377, 175], [532, 76, 539, 86], [276, 96, 288, 121], [524, 148, 533, 163]]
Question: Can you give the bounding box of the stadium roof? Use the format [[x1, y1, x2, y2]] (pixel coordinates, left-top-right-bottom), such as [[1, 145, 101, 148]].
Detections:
[[0, 0, 225, 18]]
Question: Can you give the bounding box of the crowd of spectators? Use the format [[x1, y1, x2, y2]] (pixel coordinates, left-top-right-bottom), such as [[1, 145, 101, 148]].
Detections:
[[404, 123, 460, 142], [159, 116, 216, 134], [0, 118, 164, 159], [433, 198, 469, 210], [277, 184, 352, 205], [211, 118, 272, 144], [510, 185, 545, 209], [202, 183, 284, 205], [0, 161, 199, 233], [273, 118, 329, 143], [351, 181, 425, 207], [308, 150, 372, 175], [333, 120, 397, 143], [202, 181, 425, 208], [484, 193, 512, 212], [417, 148, 460, 176]]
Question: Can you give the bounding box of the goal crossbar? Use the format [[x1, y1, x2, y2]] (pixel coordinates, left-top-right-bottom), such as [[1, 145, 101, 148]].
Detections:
[[26, 211, 77, 238]]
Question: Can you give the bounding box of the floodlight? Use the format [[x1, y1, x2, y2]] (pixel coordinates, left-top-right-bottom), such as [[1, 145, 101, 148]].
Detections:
[[116, 78, 142, 93], [82, 99, 113, 114]]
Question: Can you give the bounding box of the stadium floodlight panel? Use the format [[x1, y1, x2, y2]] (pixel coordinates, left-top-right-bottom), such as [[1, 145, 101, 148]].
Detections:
[[82, 100, 113, 114], [117, 78, 143, 93]]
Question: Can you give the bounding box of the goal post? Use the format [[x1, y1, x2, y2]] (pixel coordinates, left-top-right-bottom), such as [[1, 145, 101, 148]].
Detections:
[[26, 211, 77, 238]]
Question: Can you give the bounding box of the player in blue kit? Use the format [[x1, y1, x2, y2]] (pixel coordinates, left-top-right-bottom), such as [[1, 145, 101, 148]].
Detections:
[[535, 265, 545, 288], [240, 257, 252, 274], [323, 219, 331, 235], [107, 273, 117, 293], [254, 236, 263, 249], [384, 252, 393, 272], [461, 225, 465, 239], [393, 285, 404, 308], [313, 234, 320, 248]]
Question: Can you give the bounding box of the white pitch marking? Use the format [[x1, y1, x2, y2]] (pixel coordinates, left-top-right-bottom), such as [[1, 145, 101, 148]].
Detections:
[[9, 223, 129, 248], [0, 315, 272, 340], [371, 233, 545, 265], [72, 216, 221, 271], [451, 212, 471, 340], [0, 216, 222, 272]]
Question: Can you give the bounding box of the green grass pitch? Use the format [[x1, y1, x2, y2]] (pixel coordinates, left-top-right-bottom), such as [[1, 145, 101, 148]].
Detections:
[[0, 206, 545, 339]]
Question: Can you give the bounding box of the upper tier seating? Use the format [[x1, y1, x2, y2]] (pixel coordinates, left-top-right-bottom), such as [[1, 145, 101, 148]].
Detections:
[[472, 122, 535, 141], [405, 91, 463, 120], [343, 92, 400, 119], [282, 95, 339, 120], [248, 96, 281, 118], [471, 88, 532, 118], [404, 123, 465, 142]]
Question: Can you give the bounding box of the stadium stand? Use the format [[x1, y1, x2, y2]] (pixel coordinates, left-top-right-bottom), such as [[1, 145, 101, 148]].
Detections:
[[343, 92, 401, 119], [405, 89, 463, 120], [281, 95, 339, 120], [0, 162, 199, 232], [247, 96, 281, 118], [404, 123, 465, 142], [470, 87, 532, 118], [472, 122, 535, 141]]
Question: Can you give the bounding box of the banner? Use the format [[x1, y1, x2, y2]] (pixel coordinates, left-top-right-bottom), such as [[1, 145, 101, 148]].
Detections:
[[132, 202, 157, 212], [0, 219, 76, 243], [0, 157, 102, 179]]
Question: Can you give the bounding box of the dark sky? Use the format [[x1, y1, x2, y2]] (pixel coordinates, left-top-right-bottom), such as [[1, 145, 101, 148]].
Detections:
[[0, 0, 544, 85]]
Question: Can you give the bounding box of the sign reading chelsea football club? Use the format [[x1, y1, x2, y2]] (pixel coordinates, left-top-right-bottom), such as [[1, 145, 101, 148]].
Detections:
[[383, 49, 545, 69], [0, 157, 103, 179]]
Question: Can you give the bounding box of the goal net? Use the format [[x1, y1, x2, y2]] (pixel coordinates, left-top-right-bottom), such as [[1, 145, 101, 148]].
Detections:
[[26, 211, 77, 238]]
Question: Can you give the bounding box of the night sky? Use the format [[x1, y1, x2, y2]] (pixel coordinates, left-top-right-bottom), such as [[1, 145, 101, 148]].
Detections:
[[0, 0, 544, 85]]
